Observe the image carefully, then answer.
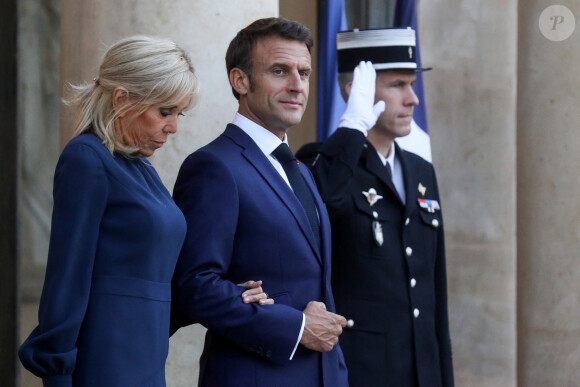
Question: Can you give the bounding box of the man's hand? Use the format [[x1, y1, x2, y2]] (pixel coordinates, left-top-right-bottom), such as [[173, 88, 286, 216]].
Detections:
[[338, 61, 386, 133], [300, 301, 347, 352]]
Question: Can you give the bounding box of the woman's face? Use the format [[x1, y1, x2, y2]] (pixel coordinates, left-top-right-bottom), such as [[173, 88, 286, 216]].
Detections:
[[118, 97, 190, 157]]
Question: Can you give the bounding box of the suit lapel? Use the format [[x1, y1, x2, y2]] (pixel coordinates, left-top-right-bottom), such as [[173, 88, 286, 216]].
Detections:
[[224, 125, 322, 264], [299, 162, 326, 264], [302, 163, 332, 290]]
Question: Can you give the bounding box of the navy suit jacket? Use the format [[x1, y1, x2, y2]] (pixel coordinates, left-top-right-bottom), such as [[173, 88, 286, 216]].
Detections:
[[172, 124, 348, 387]]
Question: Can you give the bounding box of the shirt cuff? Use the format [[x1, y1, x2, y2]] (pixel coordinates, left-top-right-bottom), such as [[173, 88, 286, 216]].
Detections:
[[289, 313, 306, 360]]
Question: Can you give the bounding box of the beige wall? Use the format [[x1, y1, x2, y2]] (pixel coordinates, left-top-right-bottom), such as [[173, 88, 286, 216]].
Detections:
[[419, 1, 518, 385], [422, 0, 580, 385], [517, 2, 580, 385]]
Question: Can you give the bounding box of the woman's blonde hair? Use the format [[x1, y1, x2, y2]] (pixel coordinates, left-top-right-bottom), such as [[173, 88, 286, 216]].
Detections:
[[65, 35, 200, 157]]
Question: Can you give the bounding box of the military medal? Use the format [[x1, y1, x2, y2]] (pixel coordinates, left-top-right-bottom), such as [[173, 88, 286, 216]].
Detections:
[[418, 183, 426, 196], [372, 220, 383, 246], [418, 198, 440, 213], [362, 188, 383, 206], [362, 188, 384, 245]]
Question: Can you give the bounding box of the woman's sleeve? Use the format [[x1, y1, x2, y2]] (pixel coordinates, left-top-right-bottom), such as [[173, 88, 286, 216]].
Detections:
[[18, 142, 108, 387]]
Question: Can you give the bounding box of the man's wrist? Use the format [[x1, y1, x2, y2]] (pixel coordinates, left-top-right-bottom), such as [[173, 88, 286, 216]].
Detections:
[[337, 118, 368, 135]]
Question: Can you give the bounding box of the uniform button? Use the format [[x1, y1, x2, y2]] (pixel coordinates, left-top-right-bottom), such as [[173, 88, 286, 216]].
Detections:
[[432, 219, 439, 228], [413, 308, 420, 318], [405, 217, 410, 226], [410, 278, 417, 288], [347, 319, 355, 328], [372, 211, 378, 219], [406, 247, 413, 256]]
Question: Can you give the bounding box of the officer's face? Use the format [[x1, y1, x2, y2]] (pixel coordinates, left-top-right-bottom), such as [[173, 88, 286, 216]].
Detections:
[[372, 70, 419, 139], [237, 36, 311, 139]]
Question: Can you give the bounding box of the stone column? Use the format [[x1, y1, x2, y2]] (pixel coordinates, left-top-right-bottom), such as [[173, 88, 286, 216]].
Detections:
[[58, 1, 278, 385], [517, 3, 580, 385], [419, 1, 518, 386], [18, 0, 62, 385]]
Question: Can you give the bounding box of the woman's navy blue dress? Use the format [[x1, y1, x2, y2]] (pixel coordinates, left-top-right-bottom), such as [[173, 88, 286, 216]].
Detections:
[[19, 133, 187, 387]]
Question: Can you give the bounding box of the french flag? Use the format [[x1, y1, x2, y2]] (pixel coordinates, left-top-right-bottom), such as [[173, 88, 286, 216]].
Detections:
[[316, 0, 347, 142], [393, 0, 432, 162]]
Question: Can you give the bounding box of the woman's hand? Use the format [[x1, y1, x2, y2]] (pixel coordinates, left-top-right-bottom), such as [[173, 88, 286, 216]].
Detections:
[[238, 280, 274, 305]]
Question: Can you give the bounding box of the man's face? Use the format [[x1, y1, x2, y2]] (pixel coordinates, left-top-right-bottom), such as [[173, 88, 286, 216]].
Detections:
[[372, 70, 419, 139], [240, 36, 311, 138]]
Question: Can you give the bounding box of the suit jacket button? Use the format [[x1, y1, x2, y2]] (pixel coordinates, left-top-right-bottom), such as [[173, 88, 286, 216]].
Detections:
[[432, 219, 439, 227], [346, 319, 355, 328], [410, 278, 417, 288], [405, 247, 413, 256], [413, 308, 420, 318], [405, 217, 410, 226]]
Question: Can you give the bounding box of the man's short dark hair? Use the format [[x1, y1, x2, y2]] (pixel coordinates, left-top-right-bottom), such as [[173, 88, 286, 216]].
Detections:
[[226, 17, 313, 100]]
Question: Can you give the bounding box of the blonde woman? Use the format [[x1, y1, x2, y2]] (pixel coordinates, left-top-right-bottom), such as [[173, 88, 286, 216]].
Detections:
[[19, 35, 270, 387]]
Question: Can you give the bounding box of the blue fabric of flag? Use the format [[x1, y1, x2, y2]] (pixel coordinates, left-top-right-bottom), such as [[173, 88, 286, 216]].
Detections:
[[394, 0, 432, 161], [316, 0, 347, 142]]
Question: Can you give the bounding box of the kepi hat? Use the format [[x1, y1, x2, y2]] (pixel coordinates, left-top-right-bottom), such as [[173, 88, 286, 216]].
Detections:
[[337, 27, 431, 73]]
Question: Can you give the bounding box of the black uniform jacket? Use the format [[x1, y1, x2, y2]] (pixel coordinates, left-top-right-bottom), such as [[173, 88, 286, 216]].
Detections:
[[306, 128, 454, 387]]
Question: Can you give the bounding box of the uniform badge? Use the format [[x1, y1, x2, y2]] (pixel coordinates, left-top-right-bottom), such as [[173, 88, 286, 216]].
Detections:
[[372, 220, 384, 246], [418, 183, 426, 196], [418, 198, 440, 213], [362, 188, 383, 206]]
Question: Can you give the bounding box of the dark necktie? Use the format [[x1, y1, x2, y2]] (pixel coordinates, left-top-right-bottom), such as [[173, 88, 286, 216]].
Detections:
[[272, 143, 321, 249], [385, 161, 392, 181], [385, 160, 404, 203]]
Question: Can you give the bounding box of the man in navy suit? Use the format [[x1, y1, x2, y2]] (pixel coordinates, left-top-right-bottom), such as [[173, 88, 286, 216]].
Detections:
[[300, 28, 454, 387], [172, 17, 348, 386]]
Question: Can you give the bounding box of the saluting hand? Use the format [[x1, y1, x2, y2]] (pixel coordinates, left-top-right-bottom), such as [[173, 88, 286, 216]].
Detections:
[[338, 61, 386, 133]]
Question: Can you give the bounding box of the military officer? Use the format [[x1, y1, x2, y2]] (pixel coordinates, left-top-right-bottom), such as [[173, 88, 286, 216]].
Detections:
[[301, 28, 454, 387]]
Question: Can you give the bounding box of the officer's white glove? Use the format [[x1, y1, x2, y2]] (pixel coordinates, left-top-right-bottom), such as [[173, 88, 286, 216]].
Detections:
[[338, 61, 386, 134]]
